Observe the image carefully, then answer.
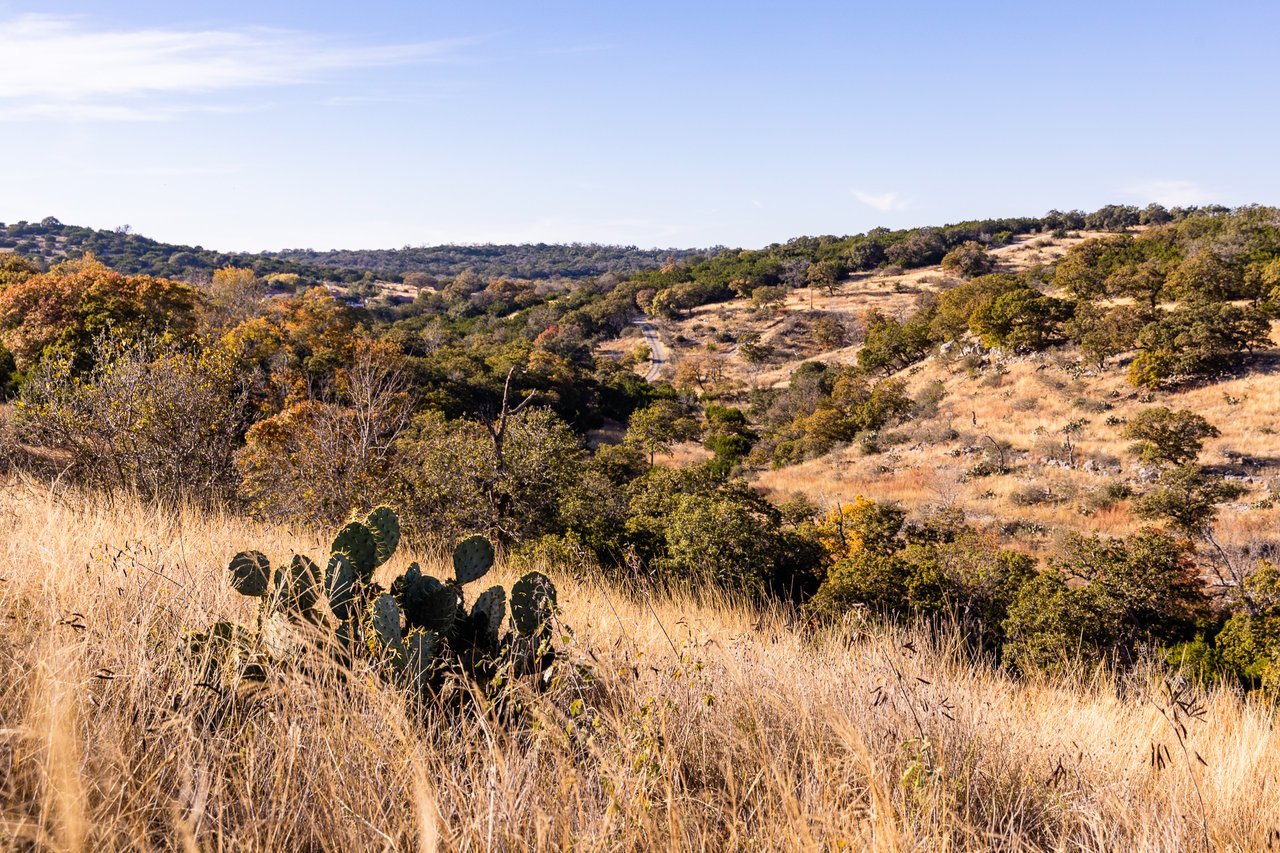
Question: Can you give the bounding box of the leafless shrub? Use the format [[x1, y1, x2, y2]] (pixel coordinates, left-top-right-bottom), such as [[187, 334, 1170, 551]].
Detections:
[[15, 332, 251, 505]]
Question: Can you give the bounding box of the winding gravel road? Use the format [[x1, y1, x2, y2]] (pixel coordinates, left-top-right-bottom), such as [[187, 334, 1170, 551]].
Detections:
[[634, 318, 666, 382]]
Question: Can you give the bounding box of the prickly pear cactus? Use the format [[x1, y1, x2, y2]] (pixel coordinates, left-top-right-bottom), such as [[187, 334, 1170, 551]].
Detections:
[[452, 534, 494, 585], [331, 521, 379, 581], [260, 611, 298, 661], [326, 552, 359, 622], [391, 563, 457, 633], [369, 593, 403, 649], [186, 620, 238, 675], [470, 585, 507, 646], [276, 554, 321, 619], [365, 506, 401, 566], [510, 571, 557, 635], [199, 510, 565, 703], [401, 628, 440, 692], [229, 550, 271, 597]]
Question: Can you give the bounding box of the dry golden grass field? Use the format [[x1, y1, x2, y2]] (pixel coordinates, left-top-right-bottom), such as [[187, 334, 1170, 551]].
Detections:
[[3, 481, 1279, 851]]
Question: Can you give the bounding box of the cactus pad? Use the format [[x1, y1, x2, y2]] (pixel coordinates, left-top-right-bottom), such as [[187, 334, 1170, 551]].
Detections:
[[452, 534, 495, 585], [400, 628, 439, 691], [331, 521, 378, 581], [391, 563, 458, 633], [471, 585, 507, 646], [369, 593, 402, 648], [365, 506, 401, 566], [229, 550, 271, 597], [277, 554, 321, 617], [510, 571, 557, 635], [260, 612, 297, 660], [326, 552, 359, 621]]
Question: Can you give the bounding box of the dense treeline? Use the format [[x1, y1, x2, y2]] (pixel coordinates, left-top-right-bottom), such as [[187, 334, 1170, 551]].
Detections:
[[0, 217, 705, 284], [1, 201, 1278, 693], [268, 242, 714, 280], [625, 203, 1215, 319], [1, 201, 1211, 290], [0, 217, 350, 283]]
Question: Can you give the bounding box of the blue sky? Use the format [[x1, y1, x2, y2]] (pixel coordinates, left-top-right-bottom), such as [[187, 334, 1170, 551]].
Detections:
[[1, 1, 1277, 251]]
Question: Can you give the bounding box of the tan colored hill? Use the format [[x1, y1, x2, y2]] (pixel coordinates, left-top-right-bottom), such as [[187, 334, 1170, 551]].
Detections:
[[623, 230, 1105, 390], [2, 483, 1278, 850], [752, 349, 1280, 557], [607, 232, 1280, 555]]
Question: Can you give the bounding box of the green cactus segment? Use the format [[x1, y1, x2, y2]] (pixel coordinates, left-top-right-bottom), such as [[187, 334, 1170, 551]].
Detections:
[[509, 630, 553, 678], [335, 618, 361, 654], [452, 534, 495, 585], [326, 552, 359, 621], [210, 620, 235, 646], [229, 550, 271, 597], [369, 593, 403, 647], [365, 506, 401, 566], [511, 571, 557, 635], [471, 586, 507, 645], [391, 563, 457, 633], [331, 521, 378, 581], [284, 554, 322, 617]]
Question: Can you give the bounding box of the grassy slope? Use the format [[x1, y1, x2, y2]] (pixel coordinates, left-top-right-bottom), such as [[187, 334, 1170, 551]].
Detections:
[[2, 483, 1278, 850], [630, 232, 1280, 557]]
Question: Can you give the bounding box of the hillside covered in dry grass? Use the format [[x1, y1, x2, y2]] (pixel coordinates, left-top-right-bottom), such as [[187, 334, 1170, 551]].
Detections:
[[3, 482, 1279, 851], [4, 204, 1280, 851], [621, 226, 1280, 560]]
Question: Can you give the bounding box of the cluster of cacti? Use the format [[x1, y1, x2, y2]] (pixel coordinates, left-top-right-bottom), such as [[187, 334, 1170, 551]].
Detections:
[[188, 506, 559, 698]]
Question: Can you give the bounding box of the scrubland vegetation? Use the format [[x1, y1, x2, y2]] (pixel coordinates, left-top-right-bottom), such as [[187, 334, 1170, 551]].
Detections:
[[2, 201, 1280, 849]]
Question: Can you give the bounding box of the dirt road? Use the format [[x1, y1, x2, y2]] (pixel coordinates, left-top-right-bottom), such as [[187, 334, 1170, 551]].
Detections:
[[635, 319, 666, 382]]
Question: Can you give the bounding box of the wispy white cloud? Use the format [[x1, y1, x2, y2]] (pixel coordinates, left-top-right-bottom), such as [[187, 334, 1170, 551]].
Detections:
[[0, 14, 469, 120], [0, 101, 262, 122], [84, 164, 243, 178], [852, 189, 909, 212], [1122, 179, 1216, 207]]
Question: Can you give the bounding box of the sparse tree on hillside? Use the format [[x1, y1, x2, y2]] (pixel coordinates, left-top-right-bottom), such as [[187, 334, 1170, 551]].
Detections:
[[624, 399, 701, 465], [402, 271, 437, 293], [805, 260, 846, 297], [673, 350, 730, 396], [1128, 300, 1272, 388], [737, 334, 775, 366], [1134, 465, 1245, 538], [751, 285, 787, 313], [1065, 302, 1151, 367], [811, 314, 847, 349], [941, 241, 995, 278], [1122, 407, 1219, 468]]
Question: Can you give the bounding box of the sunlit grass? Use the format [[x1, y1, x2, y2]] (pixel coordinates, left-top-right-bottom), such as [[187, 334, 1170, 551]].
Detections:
[[2, 481, 1278, 850]]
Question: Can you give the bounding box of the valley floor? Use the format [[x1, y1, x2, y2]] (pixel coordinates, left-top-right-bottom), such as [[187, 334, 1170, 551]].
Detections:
[[1, 482, 1277, 851]]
